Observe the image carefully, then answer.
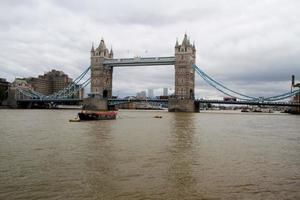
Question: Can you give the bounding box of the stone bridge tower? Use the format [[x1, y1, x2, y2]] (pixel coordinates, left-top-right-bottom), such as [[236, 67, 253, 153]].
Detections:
[[90, 39, 113, 99], [169, 34, 198, 112]]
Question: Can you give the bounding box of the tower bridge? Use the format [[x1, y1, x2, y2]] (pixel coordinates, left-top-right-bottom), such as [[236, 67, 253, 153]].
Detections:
[[89, 34, 196, 112], [12, 33, 300, 112]]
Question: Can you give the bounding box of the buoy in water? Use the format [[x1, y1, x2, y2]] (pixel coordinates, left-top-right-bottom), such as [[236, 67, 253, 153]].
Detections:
[[154, 115, 162, 118]]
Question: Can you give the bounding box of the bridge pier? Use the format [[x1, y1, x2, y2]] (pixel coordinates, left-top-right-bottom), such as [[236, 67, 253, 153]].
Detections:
[[291, 93, 300, 114], [7, 87, 18, 108], [168, 99, 199, 112], [82, 98, 108, 111]]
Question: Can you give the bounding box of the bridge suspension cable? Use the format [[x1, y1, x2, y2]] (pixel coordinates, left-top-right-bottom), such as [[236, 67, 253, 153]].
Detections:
[[192, 64, 300, 101], [193, 64, 256, 100], [263, 89, 300, 101]]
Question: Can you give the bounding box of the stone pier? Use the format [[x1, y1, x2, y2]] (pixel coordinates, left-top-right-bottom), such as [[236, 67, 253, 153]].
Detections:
[[168, 99, 198, 112], [82, 98, 108, 111]]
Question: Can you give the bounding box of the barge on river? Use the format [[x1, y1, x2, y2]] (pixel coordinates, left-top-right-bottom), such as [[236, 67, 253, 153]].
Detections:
[[78, 110, 117, 120]]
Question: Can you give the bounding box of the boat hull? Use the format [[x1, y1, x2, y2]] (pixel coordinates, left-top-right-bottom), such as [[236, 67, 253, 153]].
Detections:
[[78, 111, 117, 120]]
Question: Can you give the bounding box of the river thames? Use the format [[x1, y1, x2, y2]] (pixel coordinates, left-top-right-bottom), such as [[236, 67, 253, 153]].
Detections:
[[0, 109, 299, 199]]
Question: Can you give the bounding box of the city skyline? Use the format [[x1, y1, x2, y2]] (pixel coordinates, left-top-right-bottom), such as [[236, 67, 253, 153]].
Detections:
[[1, 0, 300, 99]]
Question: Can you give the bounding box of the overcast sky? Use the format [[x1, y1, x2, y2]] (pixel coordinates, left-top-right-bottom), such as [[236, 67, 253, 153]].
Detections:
[[0, 0, 300, 98]]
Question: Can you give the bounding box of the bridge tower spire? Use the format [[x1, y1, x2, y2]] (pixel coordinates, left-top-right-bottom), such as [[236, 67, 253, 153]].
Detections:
[[169, 34, 198, 112], [90, 38, 113, 99]]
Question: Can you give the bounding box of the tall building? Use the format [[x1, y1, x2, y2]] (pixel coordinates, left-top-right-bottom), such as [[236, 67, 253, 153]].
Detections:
[[163, 88, 168, 96], [26, 77, 50, 95], [148, 89, 154, 98], [25, 69, 83, 98]]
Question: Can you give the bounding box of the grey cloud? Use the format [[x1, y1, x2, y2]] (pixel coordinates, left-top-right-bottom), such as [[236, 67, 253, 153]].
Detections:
[[49, 0, 222, 26]]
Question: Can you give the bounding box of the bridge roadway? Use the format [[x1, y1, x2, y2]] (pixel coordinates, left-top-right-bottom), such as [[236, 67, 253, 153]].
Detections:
[[103, 56, 175, 67], [197, 99, 300, 107], [17, 98, 300, 107], [107, 99, 168, 106], [108, 99, 300, 107]]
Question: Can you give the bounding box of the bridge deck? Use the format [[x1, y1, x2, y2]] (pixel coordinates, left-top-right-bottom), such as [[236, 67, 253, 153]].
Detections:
[[103, 56, 175, 67], [17, 98, 300, 107], [197, 99, 300, 107]]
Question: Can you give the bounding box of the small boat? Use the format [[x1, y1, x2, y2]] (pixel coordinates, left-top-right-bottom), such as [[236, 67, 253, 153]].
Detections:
[[69, 118, 80, 122], [154, 115, 162, 118], [78, 110, 117, 120]]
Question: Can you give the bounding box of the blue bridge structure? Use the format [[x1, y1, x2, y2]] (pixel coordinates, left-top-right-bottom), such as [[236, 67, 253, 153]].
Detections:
[[15, 60, 300, 109], [13, 34, 300, 111]]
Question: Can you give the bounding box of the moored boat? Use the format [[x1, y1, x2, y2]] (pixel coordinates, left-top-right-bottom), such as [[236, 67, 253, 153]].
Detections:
[[78, 111, 117, 120]]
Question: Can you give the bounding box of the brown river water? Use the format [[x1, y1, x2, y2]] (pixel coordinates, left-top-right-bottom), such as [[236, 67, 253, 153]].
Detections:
[[0, 109, 299, 199]]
